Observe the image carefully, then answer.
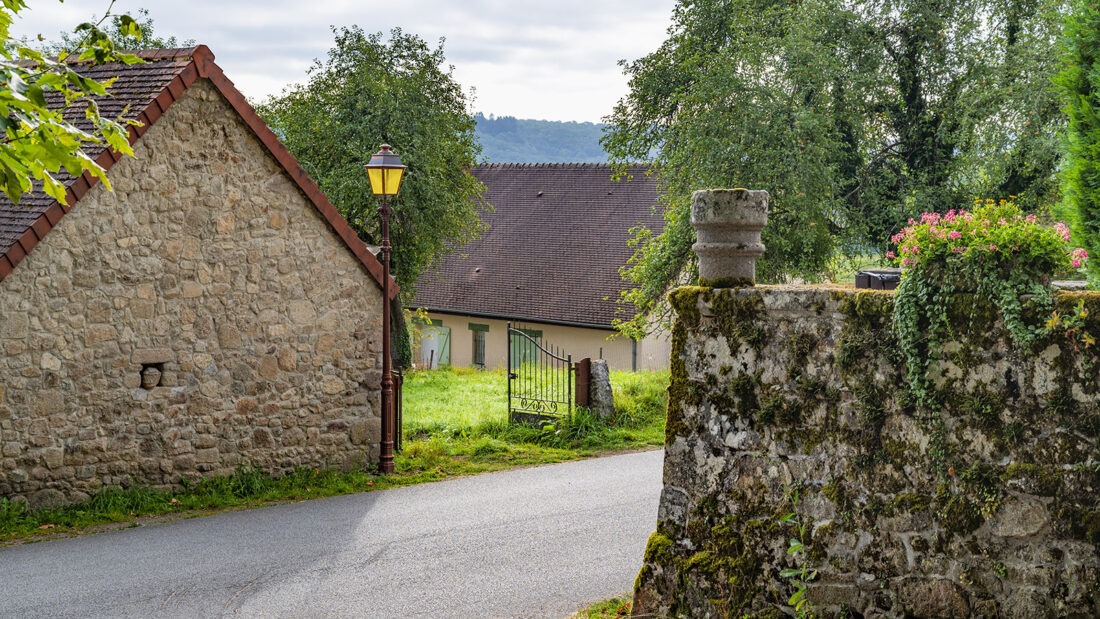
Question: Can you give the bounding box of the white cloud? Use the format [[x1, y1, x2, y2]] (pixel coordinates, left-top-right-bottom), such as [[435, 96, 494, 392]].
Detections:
[[10, 0, 675, 122]]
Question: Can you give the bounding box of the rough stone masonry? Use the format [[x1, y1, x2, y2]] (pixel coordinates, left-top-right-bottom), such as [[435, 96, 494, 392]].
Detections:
[[632, 284, 1100, 618], [0, 79, 384, 507]]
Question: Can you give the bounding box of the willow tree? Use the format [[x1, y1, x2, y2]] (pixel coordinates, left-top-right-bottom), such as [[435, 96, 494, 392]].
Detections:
[[605, 0, 1066, 337]]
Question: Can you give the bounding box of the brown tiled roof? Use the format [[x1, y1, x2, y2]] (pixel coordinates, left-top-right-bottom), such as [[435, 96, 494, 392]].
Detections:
[[413, 163, 663, 328], [0, 46, 391, 295]]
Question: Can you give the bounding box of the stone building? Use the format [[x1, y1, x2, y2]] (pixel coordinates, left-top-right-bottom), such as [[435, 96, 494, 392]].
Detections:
[[0, 47, 390, 507]]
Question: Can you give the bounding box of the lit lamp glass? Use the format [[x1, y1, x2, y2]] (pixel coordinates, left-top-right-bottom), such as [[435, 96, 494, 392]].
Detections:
[[365, 144, 405, 196]]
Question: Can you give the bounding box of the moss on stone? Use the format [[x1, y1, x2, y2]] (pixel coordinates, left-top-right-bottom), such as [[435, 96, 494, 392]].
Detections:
[[833, 288, 903, 384], [890, 492, 932, 515], [643, 530, 675, 564], [1048, 386, 1078, 417], [795, 374, 826, 405], [698, 276, 755, 289], [821, 479, 847, 508], [960, 462, 1006, 517], [958, 388, 1005, 432], [853, 382, 887, 427], [1003, 462, 1062, 497], [758, 390, 789, 426], [633, 563, 651, 594], [931, 462, 1008, 536], [711, 289, 770, 353], [664, 319, 692, 442], [936, 487, 985, 536], [727, 371, 761, 420], [832, 288, 893, 326], [787, 331, 818, 363], [880, 439, 917, 467], [669, 286, 707, 329], [1055, 504, 1100, 546]]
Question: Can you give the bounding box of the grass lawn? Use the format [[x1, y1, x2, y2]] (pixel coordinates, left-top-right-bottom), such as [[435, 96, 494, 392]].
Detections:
[[403, 365, 510, 433], [1, 367, 669, 544], [403, 366, 669, 450]]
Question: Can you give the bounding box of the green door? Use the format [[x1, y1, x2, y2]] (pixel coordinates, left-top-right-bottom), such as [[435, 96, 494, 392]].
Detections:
[[509, 328, 542, 370]]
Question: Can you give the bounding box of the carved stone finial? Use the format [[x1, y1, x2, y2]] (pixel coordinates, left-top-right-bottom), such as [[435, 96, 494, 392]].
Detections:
[[690, 189, 769, 286]]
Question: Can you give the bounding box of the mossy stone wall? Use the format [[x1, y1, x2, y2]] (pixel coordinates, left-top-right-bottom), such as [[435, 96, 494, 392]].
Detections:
[[633, 285, 1100, 618]]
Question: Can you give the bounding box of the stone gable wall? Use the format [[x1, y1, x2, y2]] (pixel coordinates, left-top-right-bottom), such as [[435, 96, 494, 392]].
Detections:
[[633, 285, 1100, 618], [0, 79, 383, 507]]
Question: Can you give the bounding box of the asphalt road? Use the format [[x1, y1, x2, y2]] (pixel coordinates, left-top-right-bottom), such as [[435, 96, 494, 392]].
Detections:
[[0, 449, 663, 619]]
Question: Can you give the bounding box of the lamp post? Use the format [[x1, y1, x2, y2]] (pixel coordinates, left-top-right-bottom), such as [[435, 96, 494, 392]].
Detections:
[[365, 144, 405, 474]]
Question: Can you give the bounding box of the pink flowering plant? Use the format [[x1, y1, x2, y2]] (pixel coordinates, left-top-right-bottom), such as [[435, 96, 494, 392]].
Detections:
[[891, 199, 1087, 402], [890, 200, 1086, 276]]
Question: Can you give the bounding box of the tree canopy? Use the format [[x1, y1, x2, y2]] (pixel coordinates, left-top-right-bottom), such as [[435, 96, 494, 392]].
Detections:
[[40, 7, 195, 54], [604, 0, 1067, 337], [0, 0, 143, 204], [257, 27, 487, 296]]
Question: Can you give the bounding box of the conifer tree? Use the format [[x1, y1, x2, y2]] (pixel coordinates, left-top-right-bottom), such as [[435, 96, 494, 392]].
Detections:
[[1055, 0, 1100, 284]]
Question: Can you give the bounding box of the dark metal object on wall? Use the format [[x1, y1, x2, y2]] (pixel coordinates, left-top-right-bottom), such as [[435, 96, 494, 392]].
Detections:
[[855, 268, 902, 291]]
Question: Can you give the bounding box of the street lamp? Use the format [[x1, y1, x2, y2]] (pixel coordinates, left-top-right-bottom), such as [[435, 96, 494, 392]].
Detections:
[[365, 144, 405, 474]]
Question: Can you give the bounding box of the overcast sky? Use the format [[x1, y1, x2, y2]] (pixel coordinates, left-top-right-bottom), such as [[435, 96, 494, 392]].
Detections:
[[11, 1, 676, 123]]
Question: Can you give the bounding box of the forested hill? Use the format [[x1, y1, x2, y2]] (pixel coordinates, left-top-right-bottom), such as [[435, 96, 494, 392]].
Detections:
[[474, 113, 608, 163]]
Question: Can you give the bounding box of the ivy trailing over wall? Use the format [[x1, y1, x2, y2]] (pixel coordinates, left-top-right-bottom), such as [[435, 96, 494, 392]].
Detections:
[[891, 200, 1088, 442]]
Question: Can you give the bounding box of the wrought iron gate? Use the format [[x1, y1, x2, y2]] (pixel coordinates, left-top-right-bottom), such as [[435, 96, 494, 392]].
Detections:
[[507, 322, 573, 424]]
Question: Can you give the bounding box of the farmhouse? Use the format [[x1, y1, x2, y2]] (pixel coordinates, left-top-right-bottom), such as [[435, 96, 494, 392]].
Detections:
[[0, 47, 389, 507], [413, 163, 669, 371]]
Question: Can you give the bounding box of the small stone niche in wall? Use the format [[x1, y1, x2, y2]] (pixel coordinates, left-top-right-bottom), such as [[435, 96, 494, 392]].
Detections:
[[140, 363, 164, 390], [130, 349, 174, 393]]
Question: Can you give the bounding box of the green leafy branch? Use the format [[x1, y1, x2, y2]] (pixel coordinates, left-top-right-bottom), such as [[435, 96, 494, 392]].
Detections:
[[0, 0, 143, 204], [779, 511, 817, 617]]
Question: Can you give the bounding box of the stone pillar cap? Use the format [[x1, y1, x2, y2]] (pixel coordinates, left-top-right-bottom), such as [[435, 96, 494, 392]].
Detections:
[[690, 189, 769, 226], [690, 189, 769, 287]]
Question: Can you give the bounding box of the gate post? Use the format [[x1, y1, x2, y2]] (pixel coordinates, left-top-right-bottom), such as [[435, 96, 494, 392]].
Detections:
[[507, 321, 512, 409], [575, 358, 591, 407]]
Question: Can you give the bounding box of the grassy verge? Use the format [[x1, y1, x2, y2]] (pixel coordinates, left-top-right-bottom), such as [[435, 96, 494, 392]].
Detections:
[[824, 250, 888, 284], [1, 367, 668, 545], [573, 595, 633, 618]]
